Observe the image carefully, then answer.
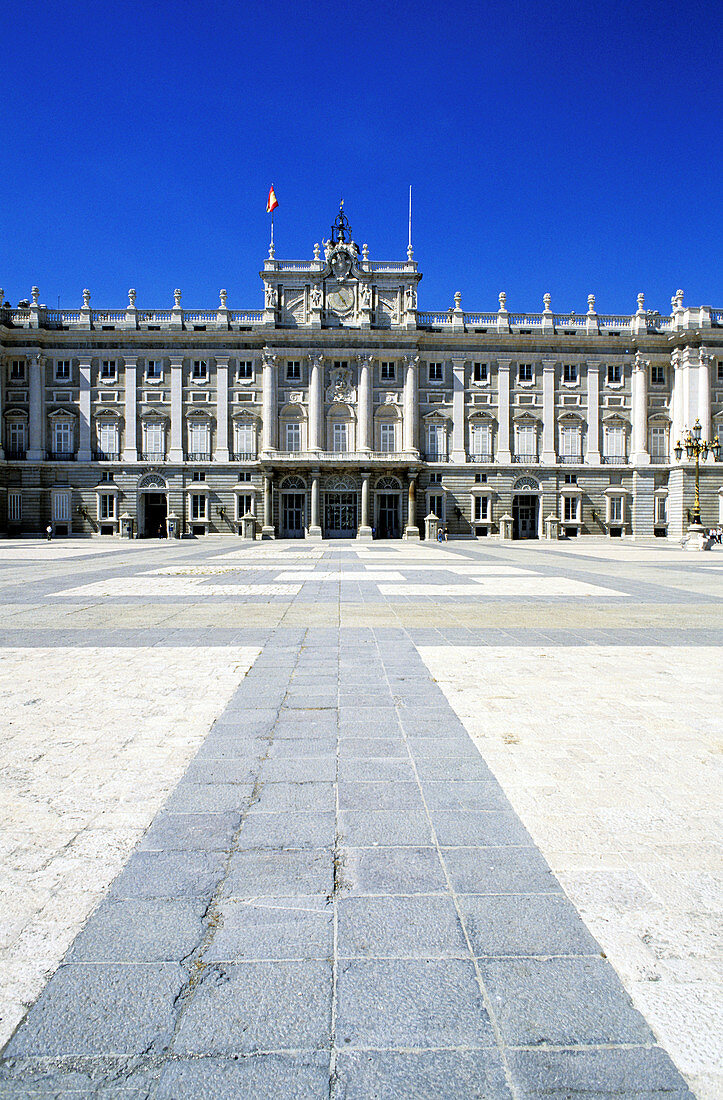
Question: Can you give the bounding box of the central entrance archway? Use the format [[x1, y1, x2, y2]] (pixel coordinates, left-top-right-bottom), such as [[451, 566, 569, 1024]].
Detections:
[[137, 473, 169, 538], [374, 476, 402, 539], [324, 493, 357, 538], [512, 476, 541, 539]]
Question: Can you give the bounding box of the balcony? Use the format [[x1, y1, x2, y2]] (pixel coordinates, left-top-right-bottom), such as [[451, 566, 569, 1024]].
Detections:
[[260, 450, 421, 466], [6, 447, 26, 459], [467, 453, 493, 463], [601, 455, 626, 465], [512, 454, 538, 463], [650, 455, 669, 464], [187, 452, 212, 462], [141, 452, 166, 462], [48, 451, 76, 461], [94, 450, 120, 462], [424, 453, 450, 463], [559, 455, 582, 464], [231, 452, 258, 462]]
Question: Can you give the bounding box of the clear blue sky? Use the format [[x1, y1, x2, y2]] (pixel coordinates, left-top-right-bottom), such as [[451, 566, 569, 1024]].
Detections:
[[2, 0, 721, 315]]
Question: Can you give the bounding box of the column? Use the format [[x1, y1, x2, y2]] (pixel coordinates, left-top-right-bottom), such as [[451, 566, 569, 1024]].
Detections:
[[309, 471, 322, 540], [0, 357, 4, 460], [357, 355, 373, 451], [169, 355, 184, 462], [262, 473, 275, 538], [122, 357, 138, 461], [27, 353, 45, 461], [262, 352, 278, 451], [541, 359, 556, 464], [404, 474, 420, 540], [699, 351, 712, 451], [78, 355, 92, 462], [403, 354, 419, 451], [451, 356, 466, 462], [630, 353, 650, 464], [585, 361, 600, 465], [215, 356, 230, 461], [496, 360, 511, 463], [681, 346, 693, 431], [308, 354, 323, 450], [671, 350, 684, 458], [358, 471, 372, 540]]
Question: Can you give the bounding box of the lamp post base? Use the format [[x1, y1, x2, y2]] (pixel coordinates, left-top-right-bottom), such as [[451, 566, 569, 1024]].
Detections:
[[683, 523, 711, 551]]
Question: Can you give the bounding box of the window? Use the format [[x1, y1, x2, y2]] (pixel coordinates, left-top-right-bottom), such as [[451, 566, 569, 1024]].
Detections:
[[518, 363, 533, 384], [192, 471, 206, 482], [52, 491, 71, 522], [286, 361, 301, 381], [428, 493, 444, 521], [100, 360, 116, 381], [379, 422, 396, 452], [717, 362, 723, 383], [237, 471, 252, 483], [192, 360, 208, 380], [604, 425, 626, 460], [515, 423, 537, 459], [191, 494, 207, 521], [236, 493, 254, 519], [146, 360, 162, 380], [563, 364, 578, 384], [380, 361, 395, 381], [609, 496, 623, 523], [473, 495, 489, 522], [98, 421, 118, 458], [8, 491, 21, 522], [655, 495, 667, 525], [470, 422, 492, 459], [607, 363, 623, 385], [428, 362, 443, 382], [285, 422, 301, 451], [188, 421, 210, 457], [564, 473, 577, 484], [473, 362, 488, 384], [234, 421, 256, 457], [144, 421, 164, 456], [429, 472, 442, 483], [651, 365, 665, 386], [53, 421, 73, 455], [560, 425, 581, 460], [332, 423, 348, 452], [563, 496, 578, 522], [474, 473, 487, 483], [237, 360, 253, 381], [333, 360, 348, 371], [8, 421, 26, 456], [649, 425, 668, 459], [55, 360, 71, 381], [427, 423, 445, 458], [99, 493, 116, 520], [10, 360, 25, 381], [101, 471, 113, 482]]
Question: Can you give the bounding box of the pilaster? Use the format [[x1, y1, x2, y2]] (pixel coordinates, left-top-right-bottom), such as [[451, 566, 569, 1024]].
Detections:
[[451, 356, 466, 462], [585, 361, 601, 465], [77, 355, 92, 462], [215, 356, 230, 461], [541, 360, 556, 464], [357, 355, 373, 452], [496, 360, 511, 463], [308, 354, 324, 451], [630, 352, 650, 465], [262, 352, 278, 451], [403, 354, 419, 452], [169, 355, 184, 462], [27, 353, 45, 461], [122, 357, 138, 461]]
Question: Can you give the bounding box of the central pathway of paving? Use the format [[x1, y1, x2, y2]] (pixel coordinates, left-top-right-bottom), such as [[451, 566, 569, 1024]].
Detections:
[[0, 599, 692, 1096]]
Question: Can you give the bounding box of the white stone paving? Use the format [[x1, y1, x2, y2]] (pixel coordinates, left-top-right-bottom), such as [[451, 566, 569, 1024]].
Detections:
[[419, 645, 723, 1100], [0, 645, 259, 1048]]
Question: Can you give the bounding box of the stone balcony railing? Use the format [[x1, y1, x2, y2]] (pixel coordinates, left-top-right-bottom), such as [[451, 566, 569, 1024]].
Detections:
[[260, 450, 421, 466]]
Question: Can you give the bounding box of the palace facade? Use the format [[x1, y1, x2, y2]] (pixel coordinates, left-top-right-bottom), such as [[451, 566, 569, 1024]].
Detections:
[[1, 206, 722, 541]]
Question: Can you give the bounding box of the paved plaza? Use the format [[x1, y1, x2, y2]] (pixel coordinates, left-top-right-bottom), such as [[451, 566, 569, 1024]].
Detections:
[[0, 536, 720, 1099]]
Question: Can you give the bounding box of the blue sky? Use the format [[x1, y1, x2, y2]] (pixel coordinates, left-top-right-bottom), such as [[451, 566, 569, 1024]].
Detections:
[[2, 0, 721, 314]]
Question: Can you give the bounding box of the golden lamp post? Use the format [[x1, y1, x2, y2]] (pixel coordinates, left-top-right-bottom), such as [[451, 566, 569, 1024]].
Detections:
[[674, 420, 720, 527]]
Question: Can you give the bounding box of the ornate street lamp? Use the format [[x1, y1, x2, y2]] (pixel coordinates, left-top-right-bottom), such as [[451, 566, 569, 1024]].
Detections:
[[673, 420, 721, 526]]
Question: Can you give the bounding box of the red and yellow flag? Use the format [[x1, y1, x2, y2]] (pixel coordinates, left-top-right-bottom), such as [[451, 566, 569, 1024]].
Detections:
[[266, 185, 279, 214]]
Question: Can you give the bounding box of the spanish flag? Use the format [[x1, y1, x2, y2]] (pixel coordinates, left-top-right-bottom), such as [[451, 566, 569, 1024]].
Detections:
[[266, 185, 279, 214]]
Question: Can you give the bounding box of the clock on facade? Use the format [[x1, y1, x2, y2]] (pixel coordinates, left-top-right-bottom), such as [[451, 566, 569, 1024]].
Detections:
[[327, 286, 355, 314]]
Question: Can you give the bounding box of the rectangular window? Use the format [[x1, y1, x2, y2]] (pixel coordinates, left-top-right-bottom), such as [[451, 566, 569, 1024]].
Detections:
[[563, 496, 578, 522], [470, 422, 491, 458], [236, 493, 254, 519], [473, 495, 489, 522], [98, 422, 118, 457], [235, 422, 256, 456], [99, 493, 116, 520], [144, 422, 164, 455], [473, 362, 488, 384], [10, 360, 25, 381], [604, 426, 626, 458], [52, 492, 71, 522], [191, 493, 207, 520], [285, 422, 301, 452], [563, 364, 578, 384], [430, 472, 442, 484], [607, 363, 622, 384], [189, 422, 209, 456], [428, 362, 443, 382], [192, 360, 207, 380], [429, 493, 444, 521], [560, 425, 581, 458], [53, 422, 73, 454], [286, 360, 301, 381], [8, 422, 26, 454], [717, 362, 723, 382], [427, 423, 445, 457], [192, 471, 205, 482], [55, 360, 71, 381], [518, 363, 533, 383], [333, 360, 348, 371], [516, 423, 536, 459], [380, 361, 395, 381], [379, 422, 396, 452], [649, 426, 667, 458], [146, 360, 162, 380], [332, 423, 348, 452], [8, 491, 21, 522], [655, 495, 667, 525], [100, 360, 116, 381], [609, 496, 623, 523], [651, 365, 665, 386], [237, 360, 253, 381]]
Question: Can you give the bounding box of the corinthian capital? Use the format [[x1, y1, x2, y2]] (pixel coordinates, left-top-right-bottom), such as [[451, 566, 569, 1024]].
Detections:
[[308, 353, 324, 370], [403, 353, 420, 368]]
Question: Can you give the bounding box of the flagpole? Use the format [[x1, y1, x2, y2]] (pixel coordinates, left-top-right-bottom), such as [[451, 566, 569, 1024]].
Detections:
[[408, 185, 413, 258]]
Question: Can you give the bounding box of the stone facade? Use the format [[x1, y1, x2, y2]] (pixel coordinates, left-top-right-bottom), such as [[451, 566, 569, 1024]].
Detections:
[[1, 212, 722, 540]]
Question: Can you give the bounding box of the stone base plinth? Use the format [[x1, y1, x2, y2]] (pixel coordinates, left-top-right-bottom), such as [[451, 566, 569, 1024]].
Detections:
[[356, 526, 373, 541], [683, 524, 711, 551]]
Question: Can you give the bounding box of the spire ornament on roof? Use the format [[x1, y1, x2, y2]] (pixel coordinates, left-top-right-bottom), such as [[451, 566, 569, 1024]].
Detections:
[[330, 199, 353, 245]]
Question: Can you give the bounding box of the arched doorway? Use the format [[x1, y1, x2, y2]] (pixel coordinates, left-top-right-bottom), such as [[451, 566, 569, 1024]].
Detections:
[[324, 475, 358, 538], [280, 475, 306, 538], [137, 473, 168, 538], [374, 476, 402, 539], [512, 476, 541, 539]]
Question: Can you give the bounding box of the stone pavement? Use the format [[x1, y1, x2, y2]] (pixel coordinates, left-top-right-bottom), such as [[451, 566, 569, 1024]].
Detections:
[[0, 536, 720, 1098]]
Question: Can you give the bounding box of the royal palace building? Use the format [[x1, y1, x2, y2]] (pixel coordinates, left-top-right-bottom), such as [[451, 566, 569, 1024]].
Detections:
[[1, 205, 722, 541]]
